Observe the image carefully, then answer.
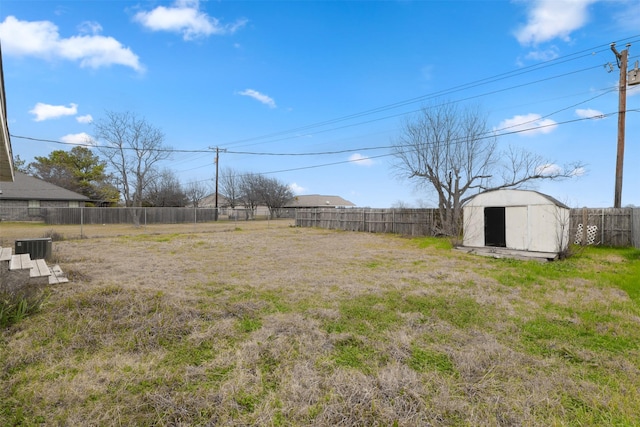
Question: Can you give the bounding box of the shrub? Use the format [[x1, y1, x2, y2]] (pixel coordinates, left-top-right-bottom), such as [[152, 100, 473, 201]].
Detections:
[[0, 291, 47, 328]]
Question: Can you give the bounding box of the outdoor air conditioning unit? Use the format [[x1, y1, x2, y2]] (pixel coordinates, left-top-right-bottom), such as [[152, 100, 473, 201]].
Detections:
[[15, 238, 52, 260]]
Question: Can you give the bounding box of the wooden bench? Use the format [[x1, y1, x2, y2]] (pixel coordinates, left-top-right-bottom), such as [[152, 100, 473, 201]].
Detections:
[[0, 247, 12, 262], [30, 259, 51, 278], [49, 264, 69, 284], [10, 253, 33, 270]]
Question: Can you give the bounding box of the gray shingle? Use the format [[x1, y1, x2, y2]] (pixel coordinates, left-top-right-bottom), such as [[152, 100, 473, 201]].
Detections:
[[0, 172, 89, 201]]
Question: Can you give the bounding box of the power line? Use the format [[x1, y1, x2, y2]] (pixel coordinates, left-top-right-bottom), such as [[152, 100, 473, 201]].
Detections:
[[9, 134, 214, 153], [220, 63, 617, 151], [250, 111, 624, 177], [217, 36, 640, 149], [10, 89, 624, 161]]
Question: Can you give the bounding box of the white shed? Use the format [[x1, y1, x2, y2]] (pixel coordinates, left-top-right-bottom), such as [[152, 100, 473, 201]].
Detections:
[[462, 189, 570, 258]]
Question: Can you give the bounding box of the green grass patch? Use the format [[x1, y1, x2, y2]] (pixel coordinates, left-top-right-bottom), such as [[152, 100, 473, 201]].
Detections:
[[401, 293, 487, 329], [324, 291, 487, 337], [412, 236, 453, 250], [324, 293, 402, 335], [408, 345, 456, 374], [237, 316, 262, 333], [332, 336, 380, 373], [162, 340, 216, 368], [119, 233, 184, 243], [520, 306, 640, 359], [487, 246, 640, 304]]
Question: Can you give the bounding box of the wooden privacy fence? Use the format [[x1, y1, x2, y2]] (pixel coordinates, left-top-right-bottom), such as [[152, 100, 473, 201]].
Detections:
[[2, 206, 638, 247], [295, 208, 443, 236], [569, 208, 639, 248], [296, 207, 640, 248]]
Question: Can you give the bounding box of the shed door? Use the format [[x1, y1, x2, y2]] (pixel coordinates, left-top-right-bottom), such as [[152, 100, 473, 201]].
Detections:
[[484, 207, 506, 247]]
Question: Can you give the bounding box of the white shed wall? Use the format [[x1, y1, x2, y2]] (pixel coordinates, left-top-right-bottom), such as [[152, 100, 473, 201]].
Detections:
[[527, 204, 570, 252], [505, 206, 528, 250], [463, 206, 484, 247]]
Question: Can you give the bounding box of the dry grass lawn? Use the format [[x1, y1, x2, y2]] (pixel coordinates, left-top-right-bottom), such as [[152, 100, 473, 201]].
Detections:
[[1, 220, 639, 425]]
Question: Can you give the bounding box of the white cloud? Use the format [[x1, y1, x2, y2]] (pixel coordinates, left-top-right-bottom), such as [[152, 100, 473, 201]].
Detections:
[[628, 85, 640, 97], [496, 113, 558, 136], [76, 114, 93, 124], [515, 0, 598, 46], [289, 183, 305, 194], [612, 1, 640, 34], [60, 132, 95, 145], [134, 0, 247, 40], [78, 21, 103, 35], [535, 163, 586, 177], [0, 16, 143, 71], [570, 166, 586, 177], [524, 46, 560, 61], [575, 108, 605, 119], [348, 153, 374, 166], [238, 89, 276, 109], [29, 102, 78, 121], [536, 163, 562, 176]]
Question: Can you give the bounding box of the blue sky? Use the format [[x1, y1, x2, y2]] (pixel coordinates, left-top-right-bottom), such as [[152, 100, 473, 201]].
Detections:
[[1, 0, 639, 208]]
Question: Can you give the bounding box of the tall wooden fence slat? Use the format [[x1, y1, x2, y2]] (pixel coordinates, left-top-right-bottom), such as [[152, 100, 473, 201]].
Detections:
[[633, 209, 640, 249]]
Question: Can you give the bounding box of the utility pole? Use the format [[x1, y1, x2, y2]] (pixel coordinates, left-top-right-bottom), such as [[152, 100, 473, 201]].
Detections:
[[210, 147, 226, 220], [610, 43, 629, 208]]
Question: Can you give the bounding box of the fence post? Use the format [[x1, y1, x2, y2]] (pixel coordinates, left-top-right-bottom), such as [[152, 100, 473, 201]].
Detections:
[[581, 208, 588, 246], [601, 209, 605, 245], [363, 209, 366, 232], [392, 209, 395, 234], [80, 206, 84, 239]]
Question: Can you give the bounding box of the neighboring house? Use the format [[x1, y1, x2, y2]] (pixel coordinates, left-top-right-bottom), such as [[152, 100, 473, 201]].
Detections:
[[285, 195, 356, 209], [280, 194, 356, 217], [461, 189, 570, 260], [0, 43, 14, 182], [199, 193, 271, 217], [0, 172, 89, 221], [198, 193, 231, 209], [196, 193, 356, 218]]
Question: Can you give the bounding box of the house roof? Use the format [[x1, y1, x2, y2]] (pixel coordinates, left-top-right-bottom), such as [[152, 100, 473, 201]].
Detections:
[[0, 172, 89, 201], [285, 194, 356, 208], [0, 44, 14, 182]]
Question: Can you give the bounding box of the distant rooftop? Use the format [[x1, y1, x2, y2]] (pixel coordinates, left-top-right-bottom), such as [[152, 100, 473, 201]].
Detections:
[[285, 195, 355, 208]]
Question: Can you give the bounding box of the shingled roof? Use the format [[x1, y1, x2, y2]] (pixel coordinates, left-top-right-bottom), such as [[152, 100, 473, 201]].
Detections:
[[0, 172, 89, 201], [285, 195, 355, 208]]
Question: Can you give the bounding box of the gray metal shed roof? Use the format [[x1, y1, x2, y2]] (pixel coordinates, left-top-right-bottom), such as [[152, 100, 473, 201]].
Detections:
[[464, 189, 569, 209], [0, 172, 89, 201]]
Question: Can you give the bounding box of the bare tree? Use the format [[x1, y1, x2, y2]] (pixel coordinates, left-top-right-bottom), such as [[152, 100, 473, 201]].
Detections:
[[93, 111, 171, 224], [252, 174, 294, 219], [143, 168, 186, 207], [185, 179, 210, 208], [392, 102, 584, 236], [219, 167, 243, 208], [239, 173, 261, 219]]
